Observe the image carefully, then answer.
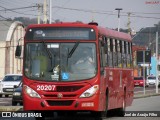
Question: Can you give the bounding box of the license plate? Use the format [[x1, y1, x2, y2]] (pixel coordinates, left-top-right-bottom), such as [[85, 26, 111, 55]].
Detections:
[[149, 83, 155, 85], [135, 83, 139, 85], [5, 89, 13, 92]]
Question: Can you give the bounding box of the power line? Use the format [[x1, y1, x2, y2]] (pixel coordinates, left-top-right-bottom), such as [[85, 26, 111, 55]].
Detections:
[[0, 5, 37, 16], [53, 6, 160, 20], [0, 5, 37, 11]]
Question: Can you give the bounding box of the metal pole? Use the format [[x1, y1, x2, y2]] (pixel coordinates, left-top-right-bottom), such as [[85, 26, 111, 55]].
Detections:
[[43, 0, 47, 24], [37, 4, 42, 24], [115, 8, 122, 32], [156, 31, 159, 93], [49, 0, 52, 24], [143, 51, 145, 95]]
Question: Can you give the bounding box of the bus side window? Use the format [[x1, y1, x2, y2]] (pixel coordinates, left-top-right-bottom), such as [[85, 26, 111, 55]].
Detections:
[[126, 42, 131, 68], [104, 37, 109, 66], [118, 40, 122, 68], [128, 42, 133, 67], [108, 38, 113, 67], [99, 36, 106, 73], [113, 39, 118, 67], [122, 41, 127, 68]]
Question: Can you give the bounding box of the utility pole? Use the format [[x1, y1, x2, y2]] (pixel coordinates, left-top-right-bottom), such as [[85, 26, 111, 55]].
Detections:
[[155, 25, 159, 93], [127, 12, 131, 35], [49, 0, 52, 24], [43, 0, 48, 24], [115, 8, 123, 32], [37, 4, 43, 24]]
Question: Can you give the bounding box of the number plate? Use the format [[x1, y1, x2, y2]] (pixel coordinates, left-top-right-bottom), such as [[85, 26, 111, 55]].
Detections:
[[135, 83, 139, 85], [5, 89, 13, 92], [37, 85, 56, 91]]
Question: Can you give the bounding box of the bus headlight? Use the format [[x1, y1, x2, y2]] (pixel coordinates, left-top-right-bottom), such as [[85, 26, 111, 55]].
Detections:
[[24, 85, 41, 98], [80, 85, 99, 98]]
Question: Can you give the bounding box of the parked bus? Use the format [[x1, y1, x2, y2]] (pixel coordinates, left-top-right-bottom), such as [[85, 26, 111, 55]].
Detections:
[[16, 22, 134, 119]]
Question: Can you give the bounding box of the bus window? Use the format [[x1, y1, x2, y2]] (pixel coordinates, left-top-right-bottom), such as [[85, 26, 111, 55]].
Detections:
[[118, 40, 122, 67], [122, 41, 127, 68], [99, 39, 106, 70], [108, 38, 113, 67], [126, 42, 131, 68], [113, 39, 118, 67], [104, 37, 109, 66], [129, 42, 133, 67]]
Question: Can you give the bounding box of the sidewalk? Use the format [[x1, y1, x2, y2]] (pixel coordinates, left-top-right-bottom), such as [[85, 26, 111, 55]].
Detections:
[[134, 93, 160, 98], [134, 89, 160, 98]]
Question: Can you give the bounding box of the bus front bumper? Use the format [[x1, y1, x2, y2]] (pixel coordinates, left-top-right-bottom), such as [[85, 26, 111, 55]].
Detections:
[[23, 95, 100, 111]]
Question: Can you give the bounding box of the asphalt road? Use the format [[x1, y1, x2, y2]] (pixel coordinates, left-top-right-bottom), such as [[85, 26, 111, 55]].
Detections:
[[0, 95, 160, 120]]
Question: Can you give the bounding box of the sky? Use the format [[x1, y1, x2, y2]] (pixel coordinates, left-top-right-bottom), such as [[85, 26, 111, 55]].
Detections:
[[0, 0, 160, 31]]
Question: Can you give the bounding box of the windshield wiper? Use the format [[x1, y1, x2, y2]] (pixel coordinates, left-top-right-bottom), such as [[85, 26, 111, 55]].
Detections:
[[68, 41, 80, 58], [42, 40, 52, 65]]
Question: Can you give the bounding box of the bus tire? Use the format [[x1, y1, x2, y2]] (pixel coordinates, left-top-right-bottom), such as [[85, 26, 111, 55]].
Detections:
[[92, 89, 109, 119], [117, 91, 126, 116]]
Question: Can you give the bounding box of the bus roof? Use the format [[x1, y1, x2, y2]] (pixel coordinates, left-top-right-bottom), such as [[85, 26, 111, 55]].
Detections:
[[98, 27, 132, 42], [26, 22, 91, 28]]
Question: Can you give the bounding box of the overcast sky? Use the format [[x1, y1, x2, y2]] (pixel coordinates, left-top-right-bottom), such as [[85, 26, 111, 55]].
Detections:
[[0, 0, 160, 31]]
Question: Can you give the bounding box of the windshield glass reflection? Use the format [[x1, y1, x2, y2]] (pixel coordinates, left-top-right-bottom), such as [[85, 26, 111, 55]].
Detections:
[[24, 43, 97, 81]]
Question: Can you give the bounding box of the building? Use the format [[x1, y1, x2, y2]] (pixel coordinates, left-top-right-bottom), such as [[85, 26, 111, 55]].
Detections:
[[132, 45, 146, 77], [0, 21, 25, 79]]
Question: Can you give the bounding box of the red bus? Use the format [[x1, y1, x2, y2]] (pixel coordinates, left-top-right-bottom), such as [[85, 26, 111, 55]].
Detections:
[[16, 22, 134, 119]]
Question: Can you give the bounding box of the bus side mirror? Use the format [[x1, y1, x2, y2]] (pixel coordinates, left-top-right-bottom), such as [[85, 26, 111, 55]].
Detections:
[[15, 45, 22, 57]]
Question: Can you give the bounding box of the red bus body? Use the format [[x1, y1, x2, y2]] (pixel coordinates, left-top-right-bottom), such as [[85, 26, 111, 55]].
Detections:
[[22, 22, 134, 116]]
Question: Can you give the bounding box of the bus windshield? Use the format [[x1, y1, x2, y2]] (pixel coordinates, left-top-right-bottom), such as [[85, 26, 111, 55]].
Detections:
[[24, 42, 97, 81]]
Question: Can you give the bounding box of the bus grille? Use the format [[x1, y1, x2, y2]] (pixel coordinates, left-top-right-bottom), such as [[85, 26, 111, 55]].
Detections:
[[44, 94, 77, 98], [56, 86, 83, 92], [47, 100, 73, 106]]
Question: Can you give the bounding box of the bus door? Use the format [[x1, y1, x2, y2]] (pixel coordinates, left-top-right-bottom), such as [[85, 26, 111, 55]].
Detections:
[[98, 36, 109, 110]]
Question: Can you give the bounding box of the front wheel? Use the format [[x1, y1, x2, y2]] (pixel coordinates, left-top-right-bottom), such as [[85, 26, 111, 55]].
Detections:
[[92, 91, 109, 120], [117, 94, 126, 116]]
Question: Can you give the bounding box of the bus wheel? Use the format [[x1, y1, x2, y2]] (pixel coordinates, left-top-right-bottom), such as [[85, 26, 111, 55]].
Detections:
[[117, 94, 126, 116], [92, 92, 108, 119]]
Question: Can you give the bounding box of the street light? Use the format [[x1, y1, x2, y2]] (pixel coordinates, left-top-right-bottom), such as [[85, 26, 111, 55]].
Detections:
[[115, 8, 123, 32]]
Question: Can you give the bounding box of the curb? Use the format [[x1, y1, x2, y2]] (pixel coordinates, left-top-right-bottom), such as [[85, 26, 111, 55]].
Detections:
[[0, 106, 23, 112], [134, 93, 160, 99]]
